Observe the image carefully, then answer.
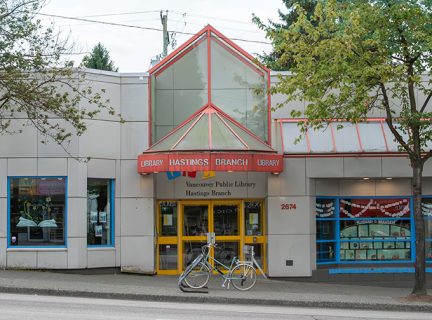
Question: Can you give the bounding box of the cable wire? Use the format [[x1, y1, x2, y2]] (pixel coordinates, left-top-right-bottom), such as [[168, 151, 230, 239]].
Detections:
[[37, 13, 271, 45]]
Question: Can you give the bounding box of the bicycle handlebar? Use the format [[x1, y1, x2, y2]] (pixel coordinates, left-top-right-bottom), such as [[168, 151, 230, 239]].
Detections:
[[202, 243, 217, 254]]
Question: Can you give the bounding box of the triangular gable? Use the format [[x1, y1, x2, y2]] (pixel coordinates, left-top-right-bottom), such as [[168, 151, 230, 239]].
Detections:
[[146, 104, 275, 153]]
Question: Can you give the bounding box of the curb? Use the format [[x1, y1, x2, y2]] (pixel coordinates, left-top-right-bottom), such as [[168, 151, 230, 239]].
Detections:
[[1, 286, 432, 313]]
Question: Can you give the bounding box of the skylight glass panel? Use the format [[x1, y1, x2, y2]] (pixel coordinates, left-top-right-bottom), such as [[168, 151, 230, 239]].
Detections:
[[174, 114, 210, 150], [308, 125, 335, 153], [211, 114, 247, 149], [358, 122, 387, 152], [382, 122, 410, 152], [282, 122, 308, 153], [333, 122, 361, 152], [221, 115, 274, 151], [147, 115, 198, 151]]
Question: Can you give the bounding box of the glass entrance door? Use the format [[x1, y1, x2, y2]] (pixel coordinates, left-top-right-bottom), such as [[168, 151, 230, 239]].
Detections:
[[211, 201, 241, 271], [181, 201, 209, 270], [157, 199, 265, 275], [181, 200, 242, 272]]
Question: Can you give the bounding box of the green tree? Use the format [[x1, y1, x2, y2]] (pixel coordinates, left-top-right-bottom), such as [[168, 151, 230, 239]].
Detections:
[[253, 0, 318, 71], [0, 0, 119, 157], [256, 0, 432, 298], [82, 43, 119, 72]]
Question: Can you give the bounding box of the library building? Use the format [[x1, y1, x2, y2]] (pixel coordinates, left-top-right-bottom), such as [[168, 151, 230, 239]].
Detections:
[[2, 25, 432, 284]]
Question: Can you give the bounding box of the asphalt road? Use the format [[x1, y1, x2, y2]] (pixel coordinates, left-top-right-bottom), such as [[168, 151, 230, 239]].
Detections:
[[0, 293, 430, 320]]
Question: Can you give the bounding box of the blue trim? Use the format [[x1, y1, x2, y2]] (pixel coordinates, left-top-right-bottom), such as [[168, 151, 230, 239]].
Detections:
[[87, 178, 115, 248], [7, 177, 67, 248], [336, 199, 340, 263], [7, 177, 10, 247], [317, 196, 414, 265], [329, 268, 432, 274], [411, 198, 415, 261]]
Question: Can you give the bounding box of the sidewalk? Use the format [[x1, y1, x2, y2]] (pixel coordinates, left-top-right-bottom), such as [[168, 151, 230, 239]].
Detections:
[[0, 269, 431, 312]]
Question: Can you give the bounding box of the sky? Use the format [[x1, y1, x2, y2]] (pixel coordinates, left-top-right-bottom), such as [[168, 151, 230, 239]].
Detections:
[[38, 0, 286, 73]]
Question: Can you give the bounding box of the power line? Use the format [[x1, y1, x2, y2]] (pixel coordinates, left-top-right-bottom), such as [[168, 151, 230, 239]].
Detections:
[[169, 10, 253, 26], [49, 9, 254, 27], [57, 18, 160, 28], [37, 13, 272, 45], [76, 11, 160, 18]]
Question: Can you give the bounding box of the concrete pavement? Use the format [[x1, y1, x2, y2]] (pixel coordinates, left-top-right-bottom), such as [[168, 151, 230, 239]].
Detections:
[[0, 269, 431, 312]]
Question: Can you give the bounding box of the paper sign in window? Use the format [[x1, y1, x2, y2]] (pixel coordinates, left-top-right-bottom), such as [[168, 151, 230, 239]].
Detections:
[[249, 213, 258, 225], [95, 225, 102, 237], [90, 212, 97, 223], [164, 214, 173, 226], [99, 212, 107, 223]]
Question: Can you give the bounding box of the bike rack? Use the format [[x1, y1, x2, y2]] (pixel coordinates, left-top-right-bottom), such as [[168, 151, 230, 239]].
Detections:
[[243, 245, 268, 279], [178, 254, 209, 293]]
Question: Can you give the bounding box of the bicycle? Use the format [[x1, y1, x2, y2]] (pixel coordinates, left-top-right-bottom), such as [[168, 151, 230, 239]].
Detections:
[[181, 243, 257, 291]]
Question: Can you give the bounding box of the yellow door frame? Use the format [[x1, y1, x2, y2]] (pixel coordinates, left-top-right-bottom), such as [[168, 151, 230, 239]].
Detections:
[[156, 199, 266, 275]]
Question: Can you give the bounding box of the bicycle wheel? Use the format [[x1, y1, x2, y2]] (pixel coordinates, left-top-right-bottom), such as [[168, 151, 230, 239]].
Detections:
[[230, 264, 257, 291], [184, 263, 211, 289]]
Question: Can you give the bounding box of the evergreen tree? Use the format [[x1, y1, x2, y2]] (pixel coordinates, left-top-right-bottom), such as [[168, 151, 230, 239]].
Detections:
[[253, 0, 318, 71], [82, 43, 119, 72]]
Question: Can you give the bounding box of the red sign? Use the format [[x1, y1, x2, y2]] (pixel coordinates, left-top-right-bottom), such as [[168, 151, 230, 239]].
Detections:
[[212, 154, 253, 171], [252, 154, 283, 172], [138, 152, 283, 173]]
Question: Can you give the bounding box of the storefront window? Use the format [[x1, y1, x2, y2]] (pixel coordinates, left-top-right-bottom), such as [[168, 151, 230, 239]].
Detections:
[[317, 197, 414, 264], [159, 201, 178, 236], [214, 241, 239, 270], [244, 201, 263, 236], [9, 177, 66, 247], [183, 205, 208, 236], [339, 198, 411, 262], [214, 204, 239, 236], [159, 244, 178, 270], [183, 240, 207, 268], [316, 199, 336, 262], [87, 179, 113, 246], [422, 197, 432, 261]]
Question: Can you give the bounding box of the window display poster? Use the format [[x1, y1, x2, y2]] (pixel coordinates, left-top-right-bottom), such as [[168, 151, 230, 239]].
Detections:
[[358, 225, 368, 238], [95, 225, 102, 237], [369, 224, 389, 237], [367, 249, 377, 259], [346, 250, 355, 260], [90, 212, 97, 223], [361, 242, 373, 249], [356, 250, 366, 260], [163, 214, 173, 226], [249, 213, 259, 225], [99, 212, 107, 223], [391, 226, 401, 237], [340, 226, 357, 238]]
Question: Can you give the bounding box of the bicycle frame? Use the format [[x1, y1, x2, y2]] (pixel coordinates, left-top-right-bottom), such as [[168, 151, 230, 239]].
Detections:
[[197, 245, 245, 281]]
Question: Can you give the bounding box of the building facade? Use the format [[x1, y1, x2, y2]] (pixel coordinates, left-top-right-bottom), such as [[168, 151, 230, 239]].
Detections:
[[2, 26, 432, 282]]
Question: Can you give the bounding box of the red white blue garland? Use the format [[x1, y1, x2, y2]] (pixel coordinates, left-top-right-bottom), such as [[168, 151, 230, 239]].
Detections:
[[340, 199, 409, 218]]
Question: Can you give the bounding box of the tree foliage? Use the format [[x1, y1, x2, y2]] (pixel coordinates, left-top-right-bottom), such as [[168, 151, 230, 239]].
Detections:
[[82, 43, 119, 72], [253, 0, 318, 71], [0, 0, 119, 157], [256, 0, 432, 296]]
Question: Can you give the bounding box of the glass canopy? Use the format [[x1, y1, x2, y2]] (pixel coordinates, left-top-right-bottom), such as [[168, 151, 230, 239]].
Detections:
[[147, 104, 276, 153], [281, 119, 413, 154]]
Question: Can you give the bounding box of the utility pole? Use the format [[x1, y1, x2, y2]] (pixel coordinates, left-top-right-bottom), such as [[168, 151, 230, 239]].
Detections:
[[161, 10, 168, 57], [150, 11, 169, 68]]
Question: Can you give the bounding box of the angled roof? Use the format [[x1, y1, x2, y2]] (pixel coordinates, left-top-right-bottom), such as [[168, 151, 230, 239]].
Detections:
[[148, 25, 270, 76], [146, 104, 276, 153]]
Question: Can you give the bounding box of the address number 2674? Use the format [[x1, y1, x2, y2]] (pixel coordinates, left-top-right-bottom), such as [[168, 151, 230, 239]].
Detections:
[[281, 204, 296, 210]]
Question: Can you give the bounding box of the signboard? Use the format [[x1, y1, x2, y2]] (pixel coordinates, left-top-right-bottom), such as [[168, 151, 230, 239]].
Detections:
[[138, 152, 283, 174]]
